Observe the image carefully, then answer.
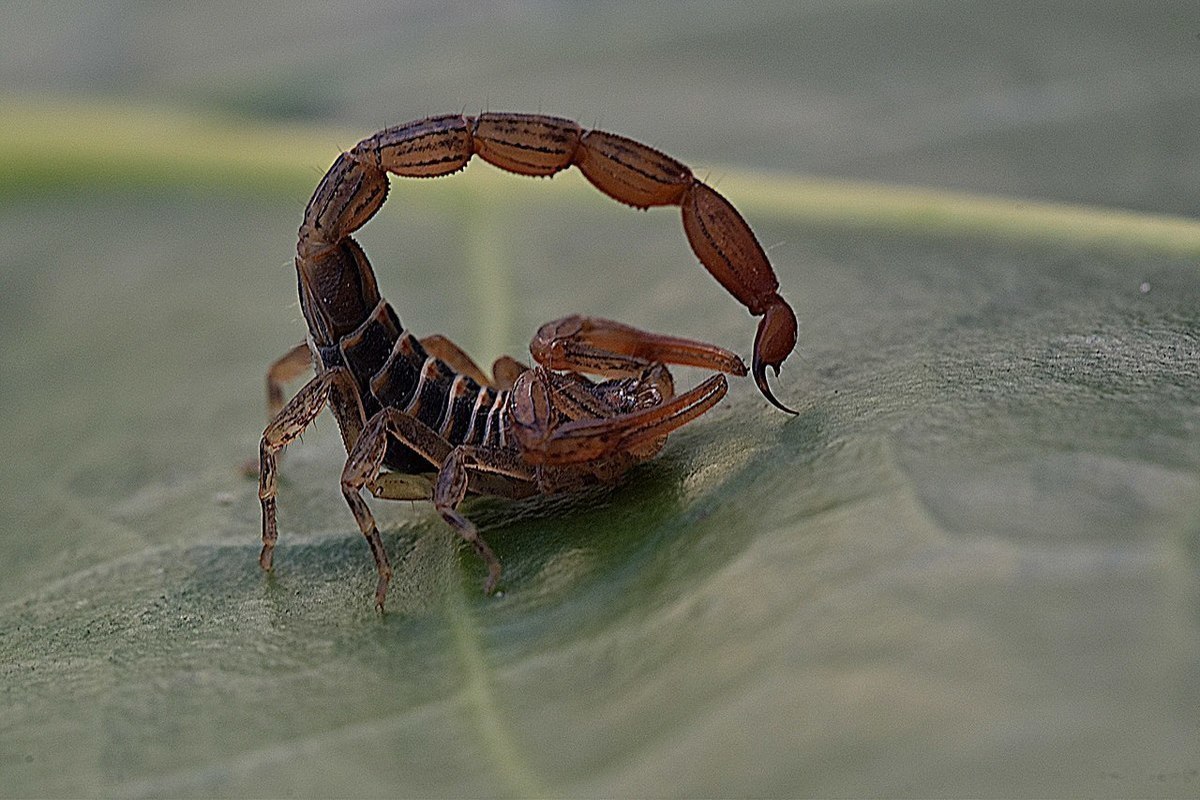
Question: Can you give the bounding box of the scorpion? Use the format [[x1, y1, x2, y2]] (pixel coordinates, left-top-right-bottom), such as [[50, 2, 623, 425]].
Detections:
[[257, 113, 799, 609]]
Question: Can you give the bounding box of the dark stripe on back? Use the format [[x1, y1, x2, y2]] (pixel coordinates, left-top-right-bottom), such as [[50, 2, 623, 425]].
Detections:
[[438, 374, 482, 443], [483, 390, 510, 448], [464, 386, 496, 446], [405, 357, 457, 431], [339, 300, 403, 390], [370, 331, 427, 409]]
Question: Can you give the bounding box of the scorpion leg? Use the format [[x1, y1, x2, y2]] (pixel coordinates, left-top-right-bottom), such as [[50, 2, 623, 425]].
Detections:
[[258, 366, 361, 572], [434, 446, 537, 595], [420, 334, 493, 387], [341, 408, 452, 609], [511, 370, 729, 467], [265, 342, 313, 419], [368, 472, 434, 501], [417, 334, 529, 391], [342, 408, 535, 606], [491, 356, 529, 390]]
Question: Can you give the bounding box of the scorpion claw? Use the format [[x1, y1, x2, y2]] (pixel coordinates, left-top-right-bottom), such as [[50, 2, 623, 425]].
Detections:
[[752, 299, 800, 415]]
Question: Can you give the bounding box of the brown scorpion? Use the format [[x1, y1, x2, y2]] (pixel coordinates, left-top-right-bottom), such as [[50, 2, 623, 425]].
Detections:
[[257, 113, 798, 609]]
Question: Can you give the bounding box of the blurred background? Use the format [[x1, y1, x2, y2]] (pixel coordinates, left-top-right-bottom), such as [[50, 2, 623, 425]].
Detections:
[[1, 2, 1198, 797], [6, 0, 1200, 210]]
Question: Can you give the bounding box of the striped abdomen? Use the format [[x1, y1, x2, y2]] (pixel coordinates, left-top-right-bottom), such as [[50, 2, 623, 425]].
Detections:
[[316, 299, 512, 472]]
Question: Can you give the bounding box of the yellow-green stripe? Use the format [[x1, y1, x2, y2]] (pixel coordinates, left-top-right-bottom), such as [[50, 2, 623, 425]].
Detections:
[[3, 95, 1198, 257]]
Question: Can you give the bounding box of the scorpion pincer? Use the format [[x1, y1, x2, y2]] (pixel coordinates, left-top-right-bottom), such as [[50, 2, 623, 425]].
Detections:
[[257, 113, 799, 609]]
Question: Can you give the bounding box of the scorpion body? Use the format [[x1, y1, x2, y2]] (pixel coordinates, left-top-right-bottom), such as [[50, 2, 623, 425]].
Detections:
[[258, 113, 798, 608]]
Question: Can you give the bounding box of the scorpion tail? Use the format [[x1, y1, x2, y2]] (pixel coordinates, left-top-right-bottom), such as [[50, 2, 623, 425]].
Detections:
[[681, 182, 799, 414], [752, 300, 799, 415]]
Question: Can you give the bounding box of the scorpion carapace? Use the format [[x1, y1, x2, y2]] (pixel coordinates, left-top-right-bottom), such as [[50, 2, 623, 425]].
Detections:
[[258, 112, 799, 608]]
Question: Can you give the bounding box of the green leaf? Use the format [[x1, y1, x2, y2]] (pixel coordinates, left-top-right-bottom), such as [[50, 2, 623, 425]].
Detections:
[[0, 94, 1197, 799]]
